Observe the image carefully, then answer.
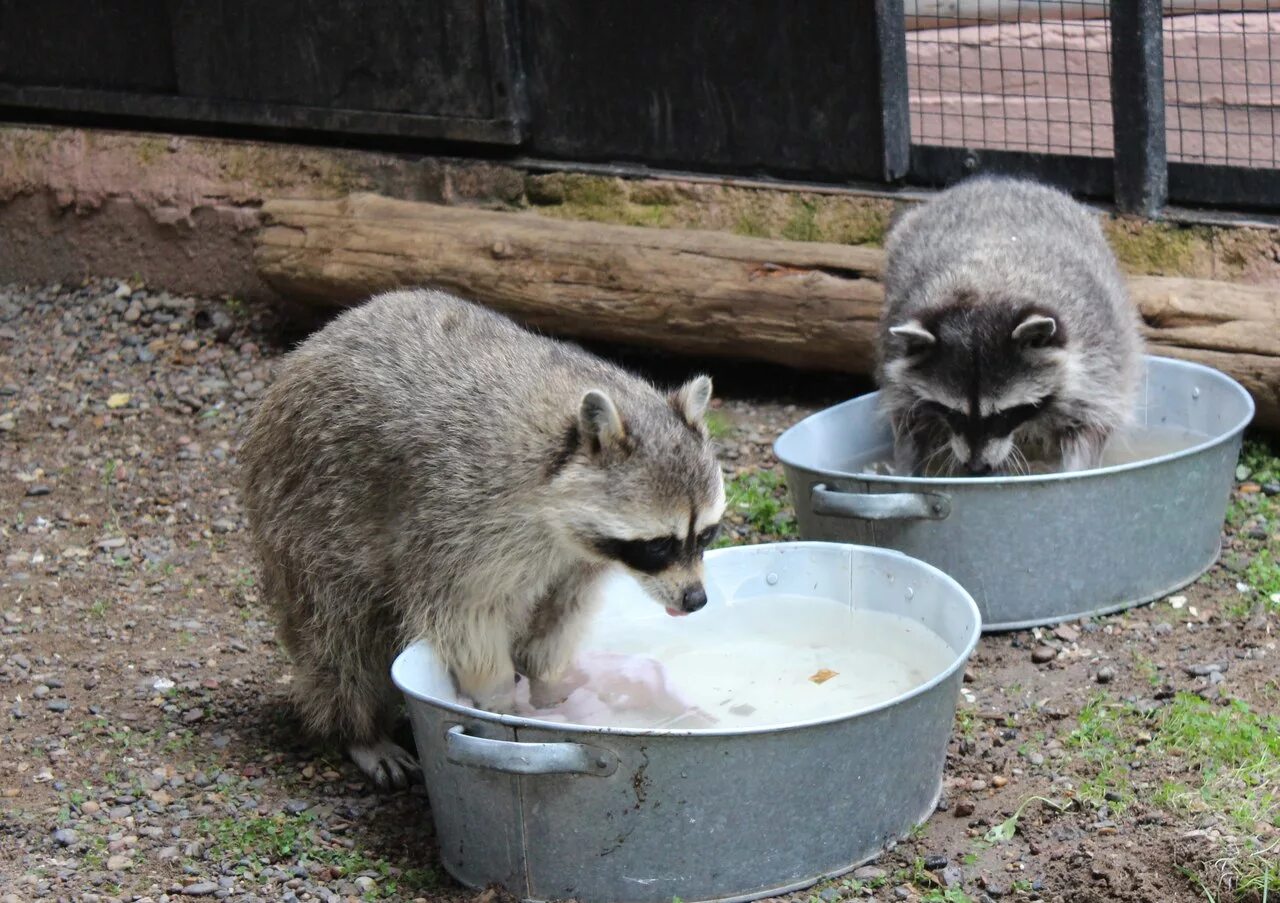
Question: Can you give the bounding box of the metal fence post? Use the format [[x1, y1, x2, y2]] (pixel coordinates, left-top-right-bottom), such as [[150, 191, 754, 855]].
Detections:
[[1110, 0, 1168, 217], [875, 0, 910, 182]]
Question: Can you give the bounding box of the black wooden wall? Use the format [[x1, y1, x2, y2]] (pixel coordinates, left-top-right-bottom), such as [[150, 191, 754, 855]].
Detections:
[[0, 0, 905, 183]]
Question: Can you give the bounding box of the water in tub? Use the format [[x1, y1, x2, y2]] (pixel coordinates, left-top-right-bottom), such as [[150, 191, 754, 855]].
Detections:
[[851, 423, 1207, 476], [499, 586, 958, 732]]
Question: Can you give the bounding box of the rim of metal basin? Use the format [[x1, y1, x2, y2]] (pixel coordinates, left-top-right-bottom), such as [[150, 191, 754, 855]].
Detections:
[[774, 356, 1255, 486], [390, 541, 982, 739]]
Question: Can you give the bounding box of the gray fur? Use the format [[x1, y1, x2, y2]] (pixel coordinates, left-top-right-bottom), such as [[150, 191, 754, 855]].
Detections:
[[877, 176, 1143, 475], [239, 289, 724, 787]]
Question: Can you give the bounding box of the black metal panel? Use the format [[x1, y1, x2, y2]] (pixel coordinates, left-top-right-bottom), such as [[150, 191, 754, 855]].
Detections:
[[1169, 164, 1280, 212], [519, 0, 897, 181], [908, 146, 1114, 200], [0, 0, 523, 145], [170, 0, 502, 119], [1109, 0, 1167, 216], [0, 1, 176, 92]]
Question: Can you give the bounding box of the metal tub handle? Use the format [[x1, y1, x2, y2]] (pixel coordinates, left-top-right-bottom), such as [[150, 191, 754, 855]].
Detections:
[[445, 725, 618, 776], [811, 483, 951, 521]]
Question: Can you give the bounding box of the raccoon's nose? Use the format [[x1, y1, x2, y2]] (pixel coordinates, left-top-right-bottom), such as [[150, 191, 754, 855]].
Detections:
[[966, 460, 993, 476], [680, 585, 708, 613]]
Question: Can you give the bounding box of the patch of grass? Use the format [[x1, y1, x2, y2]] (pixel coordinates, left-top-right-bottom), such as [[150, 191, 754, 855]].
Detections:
[[1103, 219, 1214, 276], [781, 198, 821, 242], [201, 814, 441, 898], [1133, 653, 1162, 688], [1243, 549, 1280, 603], [1066, 695, 1133, 808], [1238, 438, 1280, 486], [1066, 693, 1280, 899], [920, 890, 976, 903], [720, 469, 797, 542], [88, 598, 111, 619], [704, 409, 734, 441]]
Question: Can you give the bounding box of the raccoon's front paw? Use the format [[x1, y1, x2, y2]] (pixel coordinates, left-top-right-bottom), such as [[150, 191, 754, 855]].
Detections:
[[349, 738, 420, 791], [528, 667, 588, 709], [464, 678, 517, 714]]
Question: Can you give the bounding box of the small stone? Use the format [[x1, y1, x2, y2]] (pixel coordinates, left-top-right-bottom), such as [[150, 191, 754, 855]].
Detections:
[[1096, 666, 1116, 684], [1184, 663, 1227, 677], [31, 684, 49, 699], [924, 854, 949, 870], [181, 708, 205, 724], [942, 866, 964, 888], [1053, 624, 1079, 643], [969, 779, 988, 792], [852, 866, 886, 881], [25, 484, 52, 497], [1031, 646, 1058, 664], [991, 775, 1008, 788], [106, 854, 130, 870], [1263, 482, 1280, 496], [46, 700, 69, 713], [819, 889, 840, 902], [211, 519, 237, 534], [282, 799, 310, 815], [53, 828, 78, 846], [1240, 481, 1262, 494], [954, 801, 975, 817], [354, 877, 377, 893], [893, 888, 910, 901], [182, 883, 220, 896], [124, 303, 142, 323]]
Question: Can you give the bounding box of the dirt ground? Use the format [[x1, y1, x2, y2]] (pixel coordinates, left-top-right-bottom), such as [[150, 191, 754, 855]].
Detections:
[[1, 279, 1277, 903]]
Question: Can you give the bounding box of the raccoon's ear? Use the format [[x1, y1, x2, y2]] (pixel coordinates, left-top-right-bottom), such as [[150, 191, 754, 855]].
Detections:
[[579, 389, 627, 453], [1012, 314, 1058, 348], [889, 320, 936, 353], [671, 375, 713, 428]]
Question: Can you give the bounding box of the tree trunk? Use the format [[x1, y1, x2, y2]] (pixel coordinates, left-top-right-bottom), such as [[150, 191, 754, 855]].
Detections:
[[255, 193, 1279, 427]]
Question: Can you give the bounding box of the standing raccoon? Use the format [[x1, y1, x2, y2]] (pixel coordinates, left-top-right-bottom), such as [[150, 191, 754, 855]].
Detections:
[[877, 176, 1143, 476], [239, 289, 725, 788]]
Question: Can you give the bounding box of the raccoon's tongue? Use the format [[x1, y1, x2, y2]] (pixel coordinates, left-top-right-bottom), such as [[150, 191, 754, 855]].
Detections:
[[665, 607, 690, 618]]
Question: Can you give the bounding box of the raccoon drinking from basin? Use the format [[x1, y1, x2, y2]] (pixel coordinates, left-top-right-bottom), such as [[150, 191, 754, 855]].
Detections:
[[239, 289, 725, 788], [877, 177, 1143, 476]]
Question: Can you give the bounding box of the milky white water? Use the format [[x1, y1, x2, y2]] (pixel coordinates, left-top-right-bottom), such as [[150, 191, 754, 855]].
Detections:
[[513, 594, 958, 731], [851, 424, 1207, 477]]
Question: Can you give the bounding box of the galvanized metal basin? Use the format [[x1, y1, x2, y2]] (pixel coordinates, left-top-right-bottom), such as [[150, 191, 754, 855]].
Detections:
[[392, 542, 981, 903], [775, 356, 1254, 631]]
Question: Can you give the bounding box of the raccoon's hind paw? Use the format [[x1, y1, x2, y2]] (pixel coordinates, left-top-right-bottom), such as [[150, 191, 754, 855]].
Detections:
[[349, 739, 420, 791]]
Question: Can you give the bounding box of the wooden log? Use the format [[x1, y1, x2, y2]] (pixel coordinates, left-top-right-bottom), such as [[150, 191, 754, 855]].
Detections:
[[255, 193, 1280, 427]]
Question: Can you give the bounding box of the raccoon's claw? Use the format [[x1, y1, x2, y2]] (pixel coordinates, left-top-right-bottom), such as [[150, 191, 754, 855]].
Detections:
[[349, 739, 420, 791]]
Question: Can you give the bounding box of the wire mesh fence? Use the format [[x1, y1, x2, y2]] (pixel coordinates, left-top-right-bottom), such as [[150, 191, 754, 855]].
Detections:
[[906, 1, 1278, 178], [1164, 3, 1279, 168], [907, 1, 1115, 157]]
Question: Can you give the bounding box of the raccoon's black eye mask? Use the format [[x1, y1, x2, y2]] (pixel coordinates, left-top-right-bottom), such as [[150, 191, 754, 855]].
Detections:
[[592, 524, 720, 573], [918, 397, 1052, 440]]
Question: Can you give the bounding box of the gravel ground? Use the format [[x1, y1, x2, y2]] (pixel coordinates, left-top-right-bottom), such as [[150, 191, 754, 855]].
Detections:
[[1, 279, 1277, 903]]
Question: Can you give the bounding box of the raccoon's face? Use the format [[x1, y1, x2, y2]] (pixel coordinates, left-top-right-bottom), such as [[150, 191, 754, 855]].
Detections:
[[884, 299, 1068, 475], [550, 376, 726, 615]]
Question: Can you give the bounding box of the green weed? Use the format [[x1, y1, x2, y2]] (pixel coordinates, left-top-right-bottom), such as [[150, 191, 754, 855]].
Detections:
[[704, 409, 734, 441], [720, 470, 797, 542], [201, 814, 441, 898]]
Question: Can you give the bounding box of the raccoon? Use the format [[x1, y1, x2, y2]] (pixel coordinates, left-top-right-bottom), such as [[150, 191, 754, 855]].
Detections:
[[239, 289, 725, 788], [877, 176, 1143, 476]]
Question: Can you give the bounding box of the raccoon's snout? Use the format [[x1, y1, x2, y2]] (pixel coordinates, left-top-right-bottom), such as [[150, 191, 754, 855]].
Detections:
[[965, 460, 993, 476], [680, 584, 708, 613]]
